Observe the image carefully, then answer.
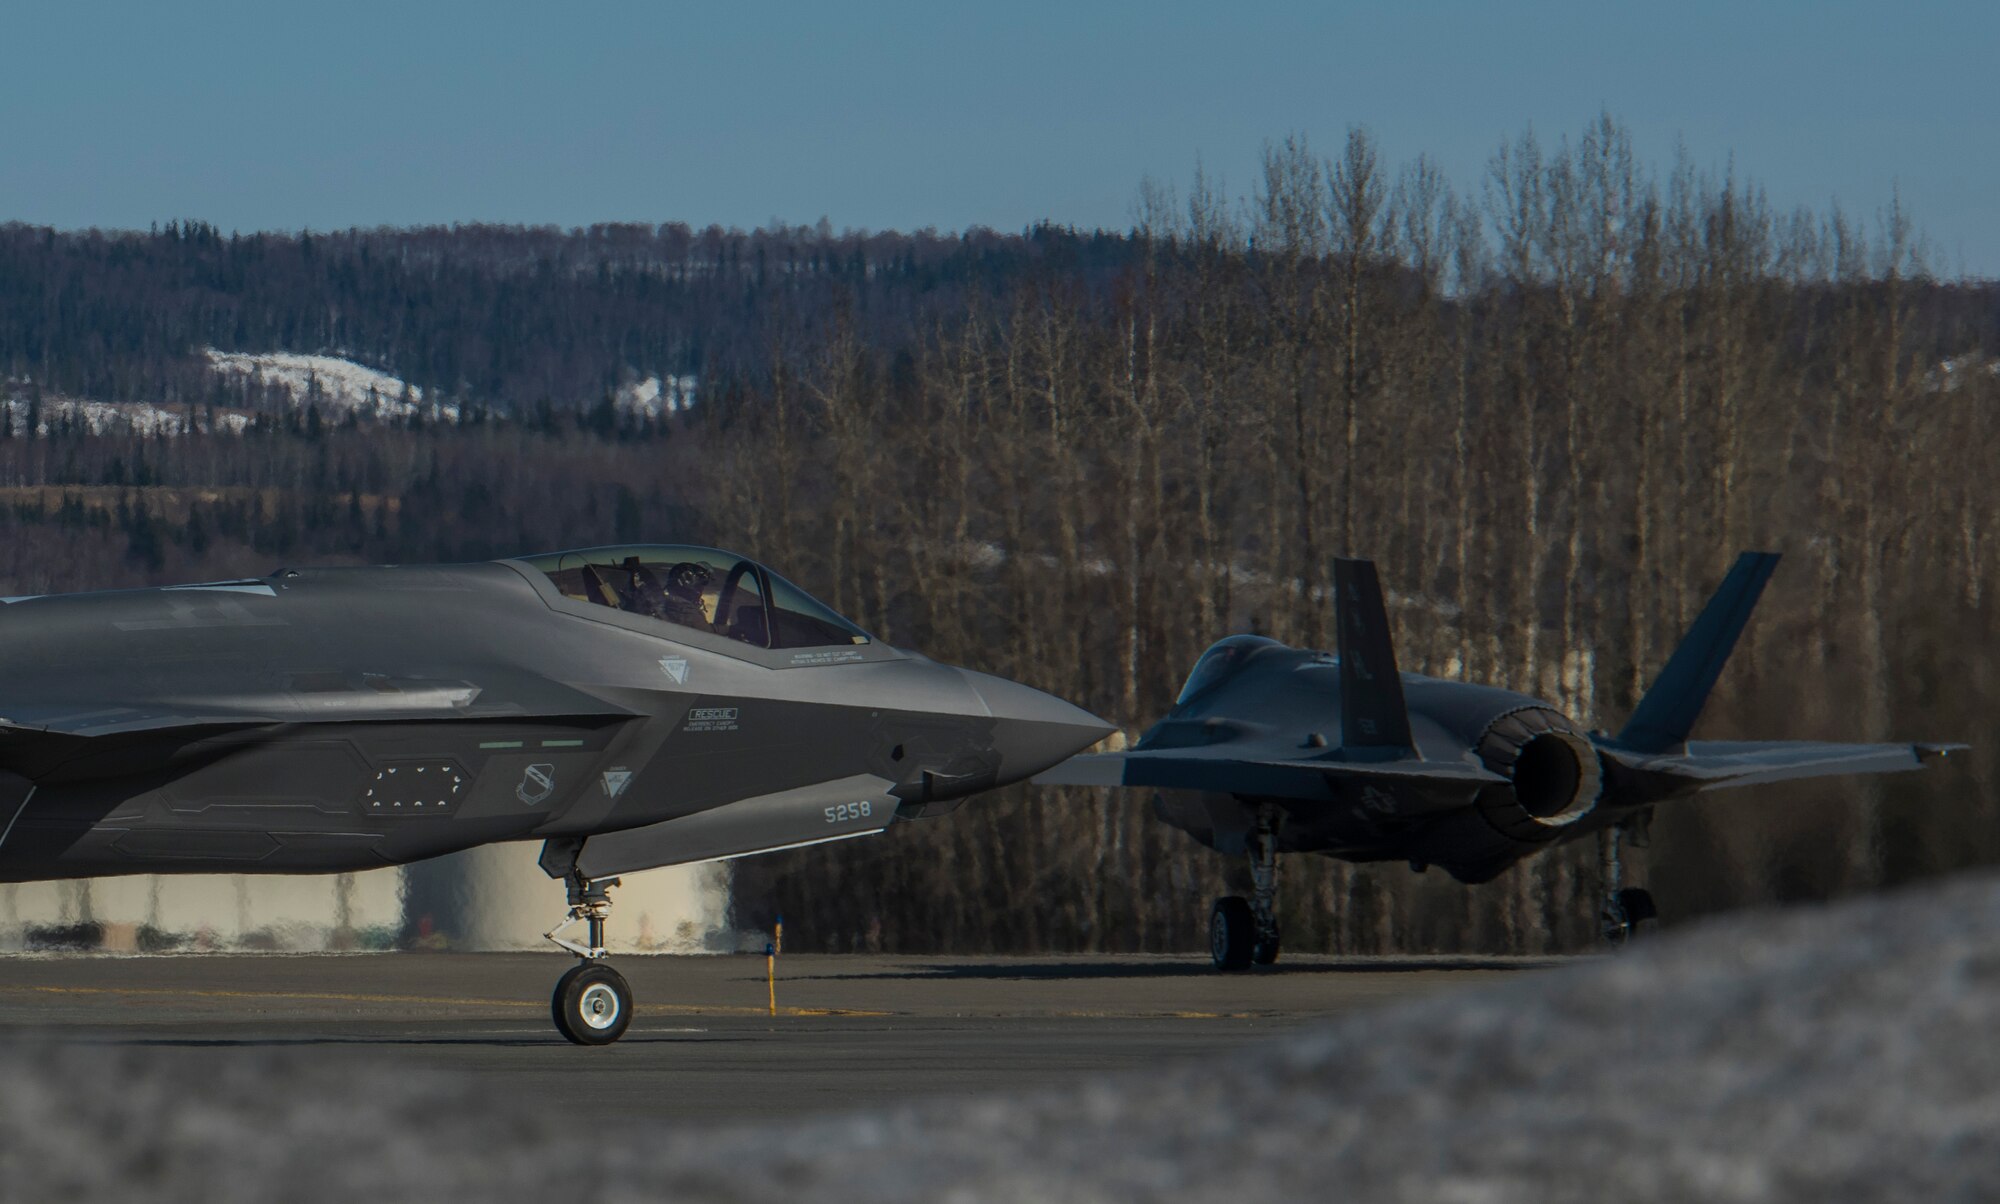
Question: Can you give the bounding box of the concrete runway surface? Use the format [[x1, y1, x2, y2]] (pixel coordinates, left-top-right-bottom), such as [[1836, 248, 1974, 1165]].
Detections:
[[0, 950, 1546, 1123], [5, 874, 1999, 1203]]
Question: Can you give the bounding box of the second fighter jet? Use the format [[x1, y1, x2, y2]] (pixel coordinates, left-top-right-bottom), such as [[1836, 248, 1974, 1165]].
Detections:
[[1039, 553, 1963, 968]]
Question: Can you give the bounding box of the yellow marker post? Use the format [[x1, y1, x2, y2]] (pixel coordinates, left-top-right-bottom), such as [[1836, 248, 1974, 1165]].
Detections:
[[775, 914, 783, 955], [765, 940, 777, 1017]]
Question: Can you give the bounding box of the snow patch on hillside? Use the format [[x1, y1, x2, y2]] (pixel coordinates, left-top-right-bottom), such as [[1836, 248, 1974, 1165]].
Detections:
[[0, 396, 252, 437], [616, 374, 698, 416], [0, 355, 691, 435], [1927, 353, 2000, 393], [205, 349, 459, 421]]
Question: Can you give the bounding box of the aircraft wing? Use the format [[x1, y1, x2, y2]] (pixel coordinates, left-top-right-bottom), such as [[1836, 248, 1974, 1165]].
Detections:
[[1598, 740, 1967, 792], [1035, 748, 1503, 798], [0, 670, 638, 739], [1046, 740, 1965, 799]]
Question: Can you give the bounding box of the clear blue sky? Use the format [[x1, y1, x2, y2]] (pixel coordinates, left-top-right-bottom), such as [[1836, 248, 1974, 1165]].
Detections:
[[3, 1, 1993, 277]]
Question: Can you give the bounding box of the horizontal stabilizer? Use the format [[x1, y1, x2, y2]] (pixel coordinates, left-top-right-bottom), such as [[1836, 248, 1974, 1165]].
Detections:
[[1034, 748, 1501, 799], [1033, 753, 1131, 787], [1333, 558, 1414, 756], [1598, 740, 1966, 793], [1616, 551, 1780, 754]]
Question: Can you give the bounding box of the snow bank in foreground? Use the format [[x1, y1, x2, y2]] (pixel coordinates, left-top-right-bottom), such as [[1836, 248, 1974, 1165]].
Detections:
[[6, 872, 2000, 1202]]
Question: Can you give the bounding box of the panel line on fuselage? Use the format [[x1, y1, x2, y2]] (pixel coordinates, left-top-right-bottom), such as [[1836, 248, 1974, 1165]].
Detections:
[[670, 826, 884, 868], [0, 785, 37, 856]]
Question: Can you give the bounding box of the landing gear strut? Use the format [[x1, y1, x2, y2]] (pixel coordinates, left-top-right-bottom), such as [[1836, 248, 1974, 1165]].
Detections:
[[1212, 809, 1282, 971], [1598, 820, 1657, 947], [544, 872, 632, 1044]]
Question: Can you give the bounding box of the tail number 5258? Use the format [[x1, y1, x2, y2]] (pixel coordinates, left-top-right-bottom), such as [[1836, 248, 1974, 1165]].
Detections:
[[825, 801, 874, 824]]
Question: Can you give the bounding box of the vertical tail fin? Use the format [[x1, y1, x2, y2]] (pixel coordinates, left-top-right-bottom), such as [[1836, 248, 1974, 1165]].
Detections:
[[1333, 558, 1414, 758], [1615, 551, 1781, 754]]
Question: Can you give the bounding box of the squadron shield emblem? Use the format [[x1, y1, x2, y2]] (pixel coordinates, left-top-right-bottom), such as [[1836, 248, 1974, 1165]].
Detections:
[[516, 763, 556, 805]]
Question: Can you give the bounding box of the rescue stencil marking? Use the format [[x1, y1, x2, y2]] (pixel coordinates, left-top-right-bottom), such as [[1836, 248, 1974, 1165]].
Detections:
[[683, 706, 739, 733]]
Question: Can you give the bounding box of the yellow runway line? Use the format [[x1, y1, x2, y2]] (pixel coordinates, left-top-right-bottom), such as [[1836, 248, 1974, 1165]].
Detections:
[[639, 1003, 892, 1018], [0, 984, 544, 1009], [0, 984, 890, 1018], [0, 985, 1260, 1021], [1040, 1009, 1259, 1020]]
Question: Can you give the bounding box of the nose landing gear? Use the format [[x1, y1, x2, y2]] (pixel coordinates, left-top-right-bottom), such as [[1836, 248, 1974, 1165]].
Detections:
[[544, 872, 632, 1045], [552, 962, 631, 1044]]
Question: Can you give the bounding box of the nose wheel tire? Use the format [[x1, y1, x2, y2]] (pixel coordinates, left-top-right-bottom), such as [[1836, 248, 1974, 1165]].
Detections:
[[1251, 924, 1282, 966], [553, 962, 633, 1045], [1210, 896, 1256, 971]]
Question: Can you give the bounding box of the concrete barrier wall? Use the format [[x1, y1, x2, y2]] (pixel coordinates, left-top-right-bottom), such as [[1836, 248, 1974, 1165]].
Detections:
[[0, 843, 730, 953], [0, 869, 404, 951]]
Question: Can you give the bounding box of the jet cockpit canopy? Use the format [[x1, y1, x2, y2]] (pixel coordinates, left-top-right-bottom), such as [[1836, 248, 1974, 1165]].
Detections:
[[1176, 634, 1285, 705], [520, 545, 870, 650]]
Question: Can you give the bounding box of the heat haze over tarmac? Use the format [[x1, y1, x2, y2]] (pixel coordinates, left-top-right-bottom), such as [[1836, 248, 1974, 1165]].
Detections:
[[0, 951, 1521, 1124]]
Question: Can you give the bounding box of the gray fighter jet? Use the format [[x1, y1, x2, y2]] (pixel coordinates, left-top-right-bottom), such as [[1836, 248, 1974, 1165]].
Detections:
[[0, 544, 1110, 1042], [1038, 553, 1963, 969]]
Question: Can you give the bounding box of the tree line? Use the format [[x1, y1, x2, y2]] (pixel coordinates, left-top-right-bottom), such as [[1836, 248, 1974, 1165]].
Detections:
[[0, 217, 1142, 413], [718, 117, 2000, 955]]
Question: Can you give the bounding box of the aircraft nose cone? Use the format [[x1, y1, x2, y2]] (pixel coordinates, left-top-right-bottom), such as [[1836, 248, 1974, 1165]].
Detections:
[[956, 669, 1115, 784]]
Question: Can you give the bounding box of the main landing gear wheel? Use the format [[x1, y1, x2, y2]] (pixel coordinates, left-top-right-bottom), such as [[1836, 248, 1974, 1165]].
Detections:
[[1237, 805, 1285, 968], [1601, 887, 1658, 947], [553, 962, 633, 1046], [1211, 896, 1256, 971], [1598, 820, 1657, 948], [1212, 806, 1285, 972]]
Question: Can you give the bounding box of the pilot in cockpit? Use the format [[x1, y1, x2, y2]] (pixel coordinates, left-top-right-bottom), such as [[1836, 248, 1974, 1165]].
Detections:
[[658, 561, 717, 629], [610, 555, 713, 630], [600, 556, 756, 644]]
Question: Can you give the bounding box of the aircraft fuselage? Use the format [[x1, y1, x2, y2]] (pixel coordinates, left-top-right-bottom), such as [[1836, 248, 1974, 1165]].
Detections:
[[0, 557, 1105, 882]]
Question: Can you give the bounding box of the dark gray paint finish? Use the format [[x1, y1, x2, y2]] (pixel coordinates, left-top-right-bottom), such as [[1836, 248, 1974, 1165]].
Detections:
[[0, 552, 1112, 884], [1040, 553, 1962, 885]]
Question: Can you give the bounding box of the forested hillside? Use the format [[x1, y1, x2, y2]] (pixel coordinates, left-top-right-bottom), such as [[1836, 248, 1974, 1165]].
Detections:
[[0, 218, 1138, 411], [1, 116, 1995, 954]]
